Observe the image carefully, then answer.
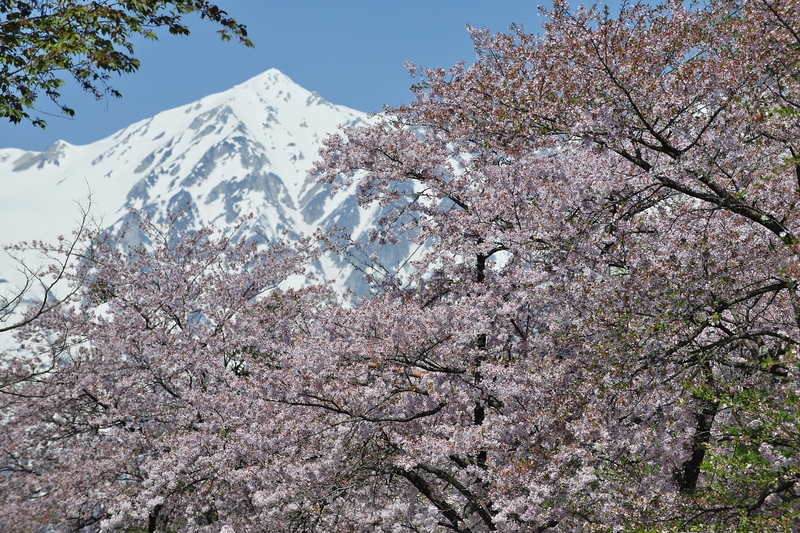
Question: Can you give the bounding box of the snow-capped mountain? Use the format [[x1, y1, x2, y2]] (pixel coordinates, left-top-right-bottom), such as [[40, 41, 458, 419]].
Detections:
[[0, 69, 412, 296]]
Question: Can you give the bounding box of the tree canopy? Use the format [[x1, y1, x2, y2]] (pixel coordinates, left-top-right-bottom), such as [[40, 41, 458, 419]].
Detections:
[[0, 0, 252, 127], [4, 0, 800, 531]]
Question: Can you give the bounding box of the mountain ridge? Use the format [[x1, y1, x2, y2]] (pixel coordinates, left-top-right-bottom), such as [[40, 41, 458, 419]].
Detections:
[[0, 68, 408, 296]]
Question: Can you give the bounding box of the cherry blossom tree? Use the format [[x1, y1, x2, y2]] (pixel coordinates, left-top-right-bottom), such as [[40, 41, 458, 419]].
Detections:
[[307, 0, 800, 530], [1, 207, 98, 423], [0, 213, 330, 532], [6, 0, 800, 532]]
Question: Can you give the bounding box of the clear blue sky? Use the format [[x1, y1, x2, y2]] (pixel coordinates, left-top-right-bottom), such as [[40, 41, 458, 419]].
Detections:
[[0, 1, 549, 152]]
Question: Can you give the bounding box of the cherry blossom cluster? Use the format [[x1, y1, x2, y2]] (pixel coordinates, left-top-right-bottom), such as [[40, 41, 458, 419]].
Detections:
[[5, 0, 800, 531]]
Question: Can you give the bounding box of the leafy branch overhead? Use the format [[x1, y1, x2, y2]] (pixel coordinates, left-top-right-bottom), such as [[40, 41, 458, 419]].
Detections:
[[0, 0, 253, 127]]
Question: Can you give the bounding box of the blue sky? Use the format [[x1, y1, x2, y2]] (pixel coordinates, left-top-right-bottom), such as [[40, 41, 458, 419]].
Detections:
[[0, 1, 547, 151]]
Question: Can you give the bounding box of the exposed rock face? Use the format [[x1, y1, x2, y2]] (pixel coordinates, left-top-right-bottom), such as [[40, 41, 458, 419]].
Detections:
[[0, 69, 414, 296]]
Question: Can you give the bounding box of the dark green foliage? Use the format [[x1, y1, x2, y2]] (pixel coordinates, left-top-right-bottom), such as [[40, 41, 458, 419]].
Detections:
[[0, 0, 253, 127]]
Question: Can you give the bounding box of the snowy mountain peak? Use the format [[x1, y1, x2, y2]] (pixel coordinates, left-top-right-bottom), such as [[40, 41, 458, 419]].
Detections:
[[232, 68, 307, 99], [0, 68, 405, 295]]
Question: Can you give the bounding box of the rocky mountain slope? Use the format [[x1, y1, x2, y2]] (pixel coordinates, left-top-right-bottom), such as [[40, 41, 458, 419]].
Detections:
[[0, 69, 413, 296]]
